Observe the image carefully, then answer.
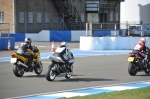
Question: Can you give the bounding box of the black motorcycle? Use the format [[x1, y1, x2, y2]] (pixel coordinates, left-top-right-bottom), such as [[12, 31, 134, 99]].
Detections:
[[127, 48, 150, 76]]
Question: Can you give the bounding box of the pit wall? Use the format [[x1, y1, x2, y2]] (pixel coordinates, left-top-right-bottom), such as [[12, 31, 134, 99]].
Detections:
[[1, 30, 125, 42], [80, 37, 150, 50], [0, 37, 15, 50]]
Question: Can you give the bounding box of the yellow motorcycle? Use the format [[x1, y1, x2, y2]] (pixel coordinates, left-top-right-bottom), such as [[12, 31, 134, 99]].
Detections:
[[10, 46, 43, 77]]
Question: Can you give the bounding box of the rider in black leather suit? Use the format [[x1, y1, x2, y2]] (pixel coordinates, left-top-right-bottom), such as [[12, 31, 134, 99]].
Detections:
[[17, 38, 33, 68]]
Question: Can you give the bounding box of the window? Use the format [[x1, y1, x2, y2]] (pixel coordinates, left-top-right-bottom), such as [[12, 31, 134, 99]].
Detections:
[[53, 13, 58, 23], [115, 13, 119, 21], [81, 13, 84, 22], [37, 12, 41, 23], [110, 13, 113, 21], [45, 13, 49, 23], [87, 13, 99, 23], [0, 12, 4, 23], [28, 12, 33, 23], [19, 12, 24, 23]]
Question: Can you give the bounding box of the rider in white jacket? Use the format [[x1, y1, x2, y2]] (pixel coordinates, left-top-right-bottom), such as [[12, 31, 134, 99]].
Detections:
[[53, 42, 74, 71]]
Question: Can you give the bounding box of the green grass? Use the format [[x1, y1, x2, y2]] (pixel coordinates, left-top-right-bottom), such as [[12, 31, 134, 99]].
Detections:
[[62, 87, 150, 99]]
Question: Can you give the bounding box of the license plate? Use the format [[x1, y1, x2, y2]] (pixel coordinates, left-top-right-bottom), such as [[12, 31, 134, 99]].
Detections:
[[10, 58, 17, 63], [128, 57, 134, 62]]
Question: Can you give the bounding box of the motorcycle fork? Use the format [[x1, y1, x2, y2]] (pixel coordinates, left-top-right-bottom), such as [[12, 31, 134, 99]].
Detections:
[[52, 64, 59, 72]]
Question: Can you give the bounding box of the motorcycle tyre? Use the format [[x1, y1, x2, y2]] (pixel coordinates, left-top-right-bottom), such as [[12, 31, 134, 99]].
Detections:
[[34, 61, 43, 75], [65, 65, 73, 79], [144, 69, 150, 74], [13, 65, 24, 77], [128, 62, 137, 76], [45, 63, 56, 81], [144, 64, 150, 74]]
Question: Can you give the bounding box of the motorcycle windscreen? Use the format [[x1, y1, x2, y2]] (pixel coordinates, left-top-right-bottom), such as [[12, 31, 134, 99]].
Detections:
[[55, 47, 65, 53], [128, 57, 134, 62]]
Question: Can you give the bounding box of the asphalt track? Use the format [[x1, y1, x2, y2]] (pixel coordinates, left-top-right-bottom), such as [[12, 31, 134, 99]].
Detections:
[[0, 42, 150, 99]]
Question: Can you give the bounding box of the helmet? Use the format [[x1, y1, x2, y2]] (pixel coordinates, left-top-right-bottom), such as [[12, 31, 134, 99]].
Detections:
[[140, 38, 146, 44], [61, 41, 67, 47], [25, 38, 32, 44]]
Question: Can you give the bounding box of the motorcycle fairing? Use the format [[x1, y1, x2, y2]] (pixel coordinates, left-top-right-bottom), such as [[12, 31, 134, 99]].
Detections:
[[49, 56, 65, 63], [11, 53, 28, 63]]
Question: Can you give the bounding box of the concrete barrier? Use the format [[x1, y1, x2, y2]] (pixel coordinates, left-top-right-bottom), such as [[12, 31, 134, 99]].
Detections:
[[1, 30, 125, 42], [80, 37, 150, 50]]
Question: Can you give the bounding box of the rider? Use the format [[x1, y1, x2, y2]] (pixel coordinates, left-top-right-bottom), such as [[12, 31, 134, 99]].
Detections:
[[53, 41, 74, 71], [17, 38, 34, 68], [133, 38, 148, 65]]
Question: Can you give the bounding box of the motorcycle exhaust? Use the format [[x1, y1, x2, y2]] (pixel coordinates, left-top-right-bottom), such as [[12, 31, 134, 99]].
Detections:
[[17, 61, 28, 68]]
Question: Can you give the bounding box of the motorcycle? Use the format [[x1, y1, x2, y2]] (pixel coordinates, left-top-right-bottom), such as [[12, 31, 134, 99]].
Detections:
[[10, 46, 43, 77], [127, 48, 150, 76], [45, 50, 74, 81]]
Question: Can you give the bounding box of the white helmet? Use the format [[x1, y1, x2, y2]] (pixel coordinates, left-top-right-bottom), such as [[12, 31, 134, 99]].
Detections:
[[140, 38, 146, 44], [61, 41, 68, 48], [25, 38, 32, 44]]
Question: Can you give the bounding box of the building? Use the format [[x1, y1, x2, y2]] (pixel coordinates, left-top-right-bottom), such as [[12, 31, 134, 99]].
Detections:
[[0, 0, 123, 33]]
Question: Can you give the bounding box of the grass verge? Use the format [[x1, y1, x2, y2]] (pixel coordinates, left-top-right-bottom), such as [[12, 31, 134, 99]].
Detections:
[[62, 87, 150, 99]]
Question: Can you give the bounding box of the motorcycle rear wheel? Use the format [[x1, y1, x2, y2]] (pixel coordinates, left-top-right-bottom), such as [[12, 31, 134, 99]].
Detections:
[[13, 65, 24, 77], [128, 62, 137, 76], [45, 63, 56, 81]]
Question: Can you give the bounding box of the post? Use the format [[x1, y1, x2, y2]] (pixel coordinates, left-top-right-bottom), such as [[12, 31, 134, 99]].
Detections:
[[89, 22, 93, 36], [100, 24, 102, 37], [24, 13, 26, 33], [126, 21, 130, 36], [62, 13, 64, 30], [141, 25, 144, 36], [114, 24, 117, 36], [86, 23, 88, 36], [0, 24, 1, 37], [8, 24, 10, 37], [12, 0, 15, 33]]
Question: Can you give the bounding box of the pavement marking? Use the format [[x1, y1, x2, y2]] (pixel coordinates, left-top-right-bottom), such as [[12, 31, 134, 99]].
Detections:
[[0, 50, 131, 62], [8, 80, 150, 99]]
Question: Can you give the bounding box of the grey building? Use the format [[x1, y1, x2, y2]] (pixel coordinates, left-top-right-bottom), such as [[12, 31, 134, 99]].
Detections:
[[0, 0, 122, 33]]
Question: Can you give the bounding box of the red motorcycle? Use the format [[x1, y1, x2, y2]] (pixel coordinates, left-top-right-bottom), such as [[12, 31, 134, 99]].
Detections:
[[127, 48, 150, 76]]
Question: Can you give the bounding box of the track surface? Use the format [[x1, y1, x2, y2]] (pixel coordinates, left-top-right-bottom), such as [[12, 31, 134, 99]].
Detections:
[[0, 42, 149, 99]]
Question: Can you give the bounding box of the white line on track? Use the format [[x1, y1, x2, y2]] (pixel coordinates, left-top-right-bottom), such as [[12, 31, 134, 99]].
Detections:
[[7, 80, 150, 99]]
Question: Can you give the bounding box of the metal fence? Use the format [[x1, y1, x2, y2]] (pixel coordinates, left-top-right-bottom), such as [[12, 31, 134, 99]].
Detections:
[[86, 21, 150, 37]]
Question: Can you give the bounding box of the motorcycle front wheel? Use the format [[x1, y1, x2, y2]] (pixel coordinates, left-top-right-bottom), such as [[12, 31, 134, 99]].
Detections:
[[65, 65, 73, 79], [144, 64, 150, 74], [45, 63, 56, 81], [34, 61, 43, 75], [128, 62, 137, 76], [13, 65, 24, 77]]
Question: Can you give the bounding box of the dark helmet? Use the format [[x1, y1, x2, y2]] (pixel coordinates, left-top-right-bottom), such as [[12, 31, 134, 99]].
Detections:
[[25, 38, 32, 44]]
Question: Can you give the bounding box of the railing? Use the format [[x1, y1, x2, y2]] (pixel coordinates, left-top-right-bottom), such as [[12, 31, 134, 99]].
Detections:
[[62, 0, 72, 17], [73, 6, 84, 29], [53, 0, 84, 30], [86, 22, 150, 37]]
